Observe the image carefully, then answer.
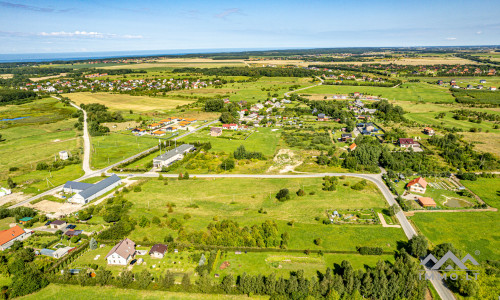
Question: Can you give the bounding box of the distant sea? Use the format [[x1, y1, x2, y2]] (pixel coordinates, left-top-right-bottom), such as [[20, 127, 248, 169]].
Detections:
[[0, 48, 287, 63]]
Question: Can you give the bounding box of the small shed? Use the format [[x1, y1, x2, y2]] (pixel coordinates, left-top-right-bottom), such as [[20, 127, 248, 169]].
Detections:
[[19, 217, 33, 224]]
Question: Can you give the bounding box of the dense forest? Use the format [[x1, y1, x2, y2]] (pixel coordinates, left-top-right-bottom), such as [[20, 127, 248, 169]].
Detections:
[[0, 89, 38, 105], [173, 66, 321, 77]]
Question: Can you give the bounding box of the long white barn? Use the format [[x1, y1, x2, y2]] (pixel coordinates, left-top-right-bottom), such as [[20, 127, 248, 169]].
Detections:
[[69, 174, 122, 204]]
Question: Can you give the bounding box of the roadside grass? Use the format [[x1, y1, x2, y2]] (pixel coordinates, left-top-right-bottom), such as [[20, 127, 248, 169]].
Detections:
[[305, 82, 455, 103], [91, 133, 159, 169], [20, 284, 268, 300], [410, 212, 500, 261], [181, 127, 280, 157], [9, 164, 84, 195], [64, 92, 194, 113], [460, 177, 500, 208]]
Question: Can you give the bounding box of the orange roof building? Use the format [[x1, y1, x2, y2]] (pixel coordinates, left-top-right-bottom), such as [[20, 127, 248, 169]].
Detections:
[[418, 197, 436, 208], [407, 177, 428, 194], [0, 225, 31, 251], [348, 143, 357, 151]]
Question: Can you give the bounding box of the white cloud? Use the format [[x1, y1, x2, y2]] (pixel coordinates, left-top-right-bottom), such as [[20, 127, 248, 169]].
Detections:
[[38, 31, 142, 39], [476, 31, 482, 35], [445, 37, 457, 40]]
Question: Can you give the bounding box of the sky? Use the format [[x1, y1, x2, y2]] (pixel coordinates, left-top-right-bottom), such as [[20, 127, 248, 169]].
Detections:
[[0, 0, 499, 54]]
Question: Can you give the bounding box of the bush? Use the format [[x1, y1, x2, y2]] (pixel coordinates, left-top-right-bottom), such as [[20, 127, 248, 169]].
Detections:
[[276, 188, 290, 201], [358, 246, 383, 255], [296, 189, 305, 196], [36, 162, 49, 171], [314, 238, 322, 246], [9, 167, 19, 172]]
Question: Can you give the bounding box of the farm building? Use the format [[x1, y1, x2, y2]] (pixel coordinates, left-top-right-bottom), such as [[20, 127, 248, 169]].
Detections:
[[63, 181, 94, 194], [417, 197, 436, 208], [0, 225, 33, 251], [69, 174, 122, 205], [210, 127, 222, 137], [406, 177, 428, 194], [106, 238, 136, 265], [152, 144, 195, 168], [149, 244, 168, 258]]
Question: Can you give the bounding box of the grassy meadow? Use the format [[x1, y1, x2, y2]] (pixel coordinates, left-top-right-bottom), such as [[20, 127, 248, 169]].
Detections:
[[410, 212, 500, 261], [125, 177, 405, 251], [460, 177, 500, 208]]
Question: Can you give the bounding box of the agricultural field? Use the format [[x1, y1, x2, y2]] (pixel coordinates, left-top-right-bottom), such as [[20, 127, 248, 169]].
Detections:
[[125, 177, 405, 251], [64, 92, 194, 113], [304, 82, 456, 103], [410, 212, 500, 261]]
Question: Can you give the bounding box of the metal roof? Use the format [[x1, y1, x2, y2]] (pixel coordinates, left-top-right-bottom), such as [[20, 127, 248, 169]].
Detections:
[[153, 144, 194, 162], [78, 174, 121, 199], [63, 181, 94, 191]]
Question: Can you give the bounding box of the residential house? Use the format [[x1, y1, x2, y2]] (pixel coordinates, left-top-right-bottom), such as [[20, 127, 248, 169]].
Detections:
[[148, 123, 161, 130], [131, 128, 147, 136], [479, 79, 486, 84], [149, 244, 168, 259], [437, 80, 443, 85], [0, 225, 33, 250], [490, 87, 497, 91], [348, 143, 357, 152], [406, 177, 428, 194], [151, 130, 166, 136], [399, 138, 419, 148], [49, 220, 67, 229], [59, 151, 69, 160], [152, 144, 195, 168], [210, 127, 222, 137], [106, 238, 136, 265], [69, 174, 122, 205], [417, 197, 436, 208], [423, 127, 435, 136]]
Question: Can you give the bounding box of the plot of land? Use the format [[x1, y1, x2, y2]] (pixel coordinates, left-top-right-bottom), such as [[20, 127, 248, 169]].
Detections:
[[64, 92, 194, 112], [461, 177, 500, 208], [411, 212, 500, 261]]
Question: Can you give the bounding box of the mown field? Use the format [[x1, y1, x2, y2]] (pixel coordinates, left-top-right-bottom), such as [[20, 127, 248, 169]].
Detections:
[[410, 212, 500, 261], [305, 82, 456, 103], [91, 133, 160, 169], [182, 127, 280, 157], [126, 177, 405, 251], [64, 92, 194, 113], [20, 284, 267, 300], [460, 177, 500, 208]]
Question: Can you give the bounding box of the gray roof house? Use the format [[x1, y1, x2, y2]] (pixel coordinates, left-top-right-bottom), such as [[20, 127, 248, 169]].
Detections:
[[69, 174, 122, 205], [153, 144, 195, 168]]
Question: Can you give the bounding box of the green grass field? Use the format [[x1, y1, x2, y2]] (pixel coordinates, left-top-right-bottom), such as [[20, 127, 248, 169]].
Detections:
[[460, 177, 500, 208], [305, 82, 456, 103], [91, 133, 160, 169], [182, 127, 280, 157], [410, 212, 500, 261], [20, 284, 267, 300], [125, 177, 405, 251]]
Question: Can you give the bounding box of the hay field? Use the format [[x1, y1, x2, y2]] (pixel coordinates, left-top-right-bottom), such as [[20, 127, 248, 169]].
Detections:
[[64, 92, 193, 112], [29, 73, 67, 82]]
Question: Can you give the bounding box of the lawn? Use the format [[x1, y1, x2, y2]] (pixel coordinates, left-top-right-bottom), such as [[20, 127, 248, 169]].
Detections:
[[460, 177, 500, 208], [91, 133, 160, 169], [410, 212, 500, 261], [0, 217, 15, 230], [305, 82, 456, 103], [64, 92, 194, 113], [125, 177, 406, 251], [20, 284, 267, 300], [182, 127, 280, 157]]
